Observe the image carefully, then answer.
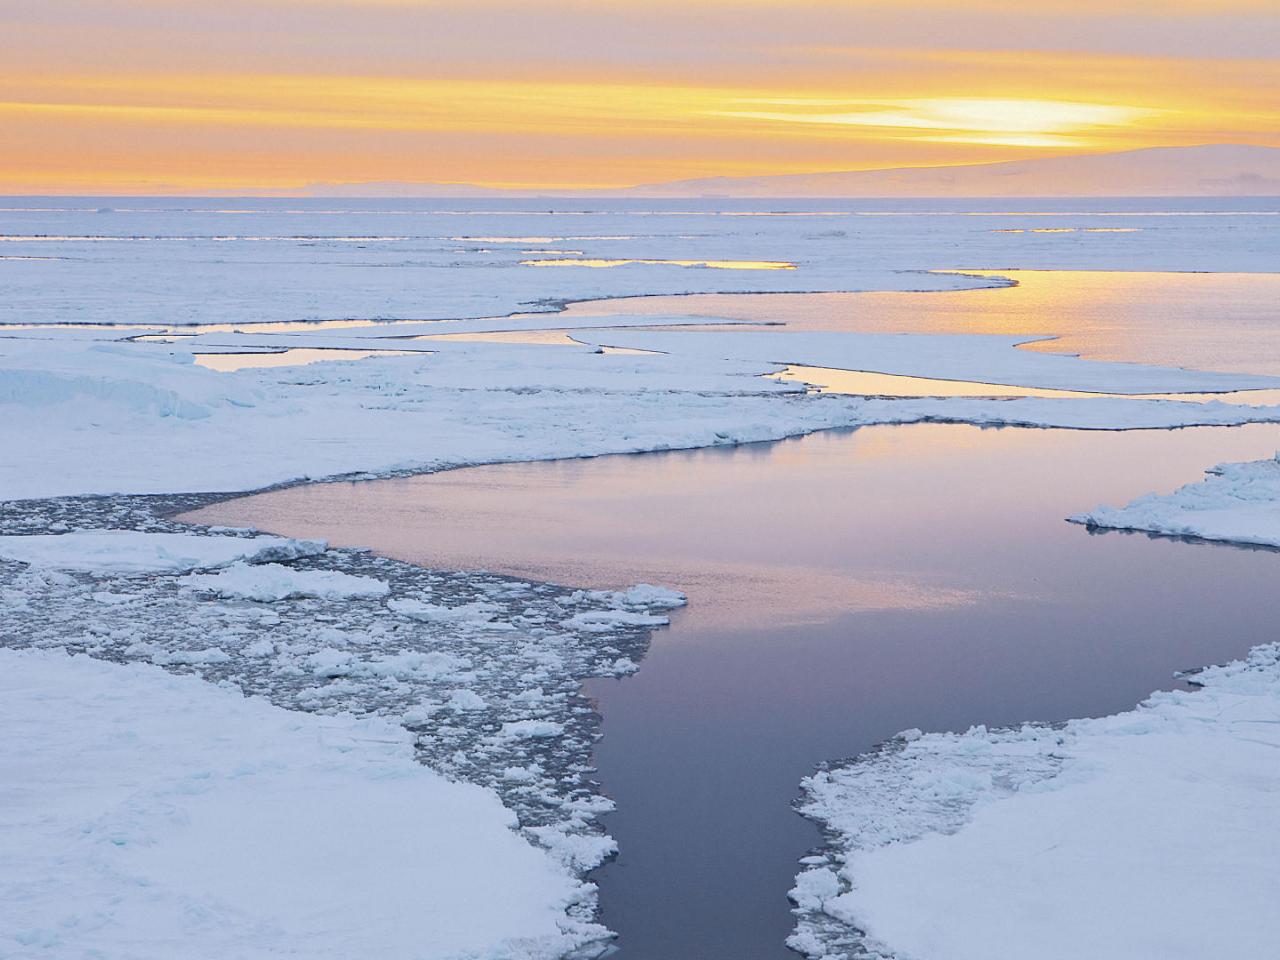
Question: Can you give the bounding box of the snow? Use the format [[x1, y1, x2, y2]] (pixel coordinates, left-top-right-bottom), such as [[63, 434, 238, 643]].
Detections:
[[5, 328, 1280, 500], [181, 561, 390, 600], [6, 204, 1280, 501], [0, 498, 685, 940], [0, 531, 325, 573], [387, 596, 505, 625], [564, 609, 671, 632], [1071, 453, 1280, 548], [0, 648, 604, 960], [790, 643, 1280, 960], [501, 719, 567, 740], [1, 198, 1275, 328], [5, 199, 1280, 959], [6, 201, 1280, 502], [579, 583, 688, 609]]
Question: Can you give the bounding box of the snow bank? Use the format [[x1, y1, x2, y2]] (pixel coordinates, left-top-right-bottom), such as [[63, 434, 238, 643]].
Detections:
[[1071, 453, 1280, 548], [0, 648, 604, 959], [0, 531, 324, 573], [790, 644, 1280, 960], [181, 561, 389, 600]]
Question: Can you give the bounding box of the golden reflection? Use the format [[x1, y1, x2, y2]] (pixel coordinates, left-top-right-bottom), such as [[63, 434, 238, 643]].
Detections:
[[771, 364, 1280, 405], [563, 272, 1280, 377], [414, 330, 580, 346], [195, 347, 417, 371], [772, 366, 1106, 399]]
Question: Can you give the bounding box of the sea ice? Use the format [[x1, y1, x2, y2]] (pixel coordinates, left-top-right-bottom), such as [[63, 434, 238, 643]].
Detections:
[[181, 561, 390, 600], [0, 530, 325, 573], [790, 644, 1280, 960], [0, 648, 603, 960], [5, 308, 1280, 501], [1071, 453, 1280, 548], [577, 329, 1280, 395], [0, 494, 687, 946]]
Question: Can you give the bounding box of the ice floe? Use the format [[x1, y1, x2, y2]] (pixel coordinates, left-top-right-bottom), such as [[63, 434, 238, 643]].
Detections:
[[0, 530, 324, 573], [789, 643, 1280, 960], [0, 648, 602, 960], [576, 329, 1280, 395], [180, 561, 391, 600], [6, 325, 1280, 500], [1072, 453, 1280, 548]]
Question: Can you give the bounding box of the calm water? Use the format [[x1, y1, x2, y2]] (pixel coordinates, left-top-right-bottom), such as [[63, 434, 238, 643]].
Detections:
[[564, 271, 1280, 376], [184, 422, 1280, 959]]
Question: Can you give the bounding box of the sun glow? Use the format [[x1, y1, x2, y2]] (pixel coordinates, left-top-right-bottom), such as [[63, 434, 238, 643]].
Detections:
[[2, 0, 1276, 192], [714, 98, 1158, 147]]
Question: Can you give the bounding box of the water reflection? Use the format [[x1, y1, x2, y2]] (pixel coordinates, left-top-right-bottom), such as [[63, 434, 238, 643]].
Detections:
[[413, 330, 581, 347], [564, 271, 1280, 376], [773, 364, 1280, 405], [180, 423, 1280, 959]]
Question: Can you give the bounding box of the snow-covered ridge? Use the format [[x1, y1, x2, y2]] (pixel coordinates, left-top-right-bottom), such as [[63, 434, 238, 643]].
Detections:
[[1071, 453, 1280, 548], [789, 642, 1280, 960]]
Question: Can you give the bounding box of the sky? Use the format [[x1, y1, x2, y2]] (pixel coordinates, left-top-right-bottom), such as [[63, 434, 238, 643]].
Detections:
[[2, 0, 1278, 193]]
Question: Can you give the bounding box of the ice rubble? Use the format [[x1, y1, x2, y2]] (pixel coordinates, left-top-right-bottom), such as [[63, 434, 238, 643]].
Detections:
[[0, 648, 603, 960], [1071, 453, 1280, 548], [0, 530, 324, 573], [788, 643, 1280, 960], [180, 561, 391, 600], [0, 495, 689, 952]]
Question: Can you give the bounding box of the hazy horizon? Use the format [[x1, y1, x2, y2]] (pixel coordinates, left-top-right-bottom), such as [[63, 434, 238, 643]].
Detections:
[[5, 144, 1279, 199], [5, 1, 1280, 194]]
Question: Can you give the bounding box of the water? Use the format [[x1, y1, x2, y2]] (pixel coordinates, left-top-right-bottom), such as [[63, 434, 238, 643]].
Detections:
[[563, 271, 1280, 375], [183, 421, 1280, 959]]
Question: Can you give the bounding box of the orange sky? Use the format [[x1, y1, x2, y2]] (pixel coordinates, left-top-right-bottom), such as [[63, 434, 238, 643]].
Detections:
[[3, 0, 1278, 192]]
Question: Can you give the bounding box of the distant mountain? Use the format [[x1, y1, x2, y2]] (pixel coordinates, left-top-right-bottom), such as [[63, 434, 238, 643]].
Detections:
[[620, 145, 1280, 198], [298, 144, 1280, 198]]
